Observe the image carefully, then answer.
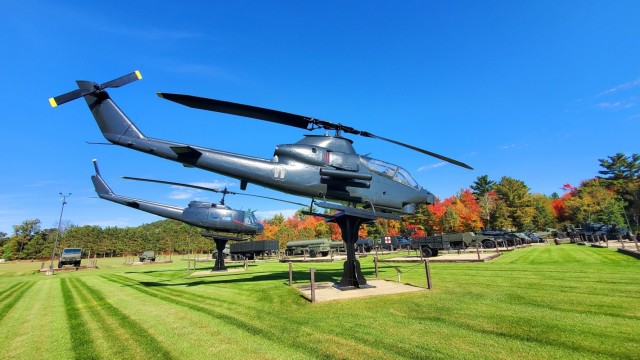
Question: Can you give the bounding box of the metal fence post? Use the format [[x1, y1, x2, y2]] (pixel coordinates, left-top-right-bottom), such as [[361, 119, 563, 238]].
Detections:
[[288, 262, 293, 287], [310, 267, 316, 303], [374, 256, 379, 279], [424, 259, 432, 290]]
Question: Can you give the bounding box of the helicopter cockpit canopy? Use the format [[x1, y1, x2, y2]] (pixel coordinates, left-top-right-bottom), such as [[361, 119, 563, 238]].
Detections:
[[362, 157, 420, 189], [243, 210, 259, 225]]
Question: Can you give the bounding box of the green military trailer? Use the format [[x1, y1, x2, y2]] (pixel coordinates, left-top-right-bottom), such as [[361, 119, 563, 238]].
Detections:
[[411, 232, 498, 257], [286, 239, 333, 258], [58, 248, 82, 268], [230, 240, 279, 260]]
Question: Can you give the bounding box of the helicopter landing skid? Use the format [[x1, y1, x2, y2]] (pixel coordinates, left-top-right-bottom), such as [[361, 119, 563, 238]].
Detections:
[[312, 203, 400, 289]]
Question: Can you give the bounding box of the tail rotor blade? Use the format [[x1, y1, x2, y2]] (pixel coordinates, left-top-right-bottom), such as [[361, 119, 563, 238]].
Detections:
[[50, 70, 142, 108], [49, 88, 93, 107], [101, 70, 142, 89]]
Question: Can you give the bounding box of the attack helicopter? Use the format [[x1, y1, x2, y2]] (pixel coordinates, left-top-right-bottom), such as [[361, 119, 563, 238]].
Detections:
[[50, 71, 472, 217], [91, 159, 303, 270], [52, 71, 473, 287]]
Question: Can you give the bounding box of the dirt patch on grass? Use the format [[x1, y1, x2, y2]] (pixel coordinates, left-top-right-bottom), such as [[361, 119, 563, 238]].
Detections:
[[294, 279, 426, 302]]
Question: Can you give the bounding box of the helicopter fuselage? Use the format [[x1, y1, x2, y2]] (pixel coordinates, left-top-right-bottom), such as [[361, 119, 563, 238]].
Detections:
[[91, 166, 263, 235], [78, 79, 434, 214]]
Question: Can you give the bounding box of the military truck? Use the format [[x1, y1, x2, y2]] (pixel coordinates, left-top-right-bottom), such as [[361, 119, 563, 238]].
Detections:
[[230, 240, 279, 260], [286, 239, 333, 257], [139, 250, 156, 262], [410, 232, 498, 257], [378, 235, 402, 250], [355, 238, 374, 252], [58, 247, 82, 268]]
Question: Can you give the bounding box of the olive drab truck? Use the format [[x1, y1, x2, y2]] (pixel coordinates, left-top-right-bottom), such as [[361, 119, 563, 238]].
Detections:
[[59, 248, 82, 268]]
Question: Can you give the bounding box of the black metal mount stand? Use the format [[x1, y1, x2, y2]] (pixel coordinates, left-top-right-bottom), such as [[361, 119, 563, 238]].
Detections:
[[201, 233, 243, 272], [314, 202, 401, 289]]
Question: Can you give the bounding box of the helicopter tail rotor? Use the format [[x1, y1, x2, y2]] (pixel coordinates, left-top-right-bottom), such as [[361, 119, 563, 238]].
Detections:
[[49, 71, 142, 107]]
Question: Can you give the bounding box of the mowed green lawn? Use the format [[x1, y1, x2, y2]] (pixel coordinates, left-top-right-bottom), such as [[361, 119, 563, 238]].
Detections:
[[1, 245, 638, 359]]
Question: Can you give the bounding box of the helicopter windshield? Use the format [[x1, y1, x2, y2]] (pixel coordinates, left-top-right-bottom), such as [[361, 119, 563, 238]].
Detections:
[[362, 157, 420, 189], [244, 210, 258, 225]]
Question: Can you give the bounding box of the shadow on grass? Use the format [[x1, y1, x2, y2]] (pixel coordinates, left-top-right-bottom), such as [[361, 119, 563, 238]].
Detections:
[[117, 266, 378, 288]]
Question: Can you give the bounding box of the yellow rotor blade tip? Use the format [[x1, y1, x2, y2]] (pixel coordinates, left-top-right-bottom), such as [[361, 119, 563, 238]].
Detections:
[[49, 98, 58, 107], [135, 70, 142, 79]]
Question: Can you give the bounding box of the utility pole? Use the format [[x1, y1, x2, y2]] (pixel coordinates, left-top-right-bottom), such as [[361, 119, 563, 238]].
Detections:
[[48, 193, 71, 271]]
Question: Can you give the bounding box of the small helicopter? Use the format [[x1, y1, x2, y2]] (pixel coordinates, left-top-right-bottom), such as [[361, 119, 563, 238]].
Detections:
[[91, 159, 303, 270], [50, 71, 472, 217]]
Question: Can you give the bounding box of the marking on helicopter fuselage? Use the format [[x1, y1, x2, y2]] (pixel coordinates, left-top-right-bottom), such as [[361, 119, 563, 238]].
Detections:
[[273, 167, 286, 180]]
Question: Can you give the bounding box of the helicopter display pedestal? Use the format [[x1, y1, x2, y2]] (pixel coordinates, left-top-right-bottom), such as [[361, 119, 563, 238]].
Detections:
[[212, 238, 228, 271], [322, 204, 400, 289], [201, 234, 229, 272]]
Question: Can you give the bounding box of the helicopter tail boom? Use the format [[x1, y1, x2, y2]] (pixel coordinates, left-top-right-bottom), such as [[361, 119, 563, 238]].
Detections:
[[91, 160, 185, 220]]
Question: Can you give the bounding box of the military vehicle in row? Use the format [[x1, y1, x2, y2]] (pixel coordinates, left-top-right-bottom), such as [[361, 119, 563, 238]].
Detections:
[[570, 222, 627, 240], [285, 239, 334, 257], [230, 240, 279, 260], [139, 250, 156, 262], [355, 238, 375, 252], [58, 248, 82, 268], [410, 232, 498, 257]]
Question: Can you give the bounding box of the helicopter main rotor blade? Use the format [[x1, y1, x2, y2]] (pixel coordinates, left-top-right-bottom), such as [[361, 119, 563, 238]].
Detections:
[[122, 176, 224, 193], [360, 132, 474, 170], [158, 92, 473, 170], [122, 176, 309, 207], [157, 93, 312, 129]]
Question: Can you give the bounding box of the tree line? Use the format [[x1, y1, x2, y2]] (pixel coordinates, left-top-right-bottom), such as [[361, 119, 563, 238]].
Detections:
[[2, 152, 637, 260]]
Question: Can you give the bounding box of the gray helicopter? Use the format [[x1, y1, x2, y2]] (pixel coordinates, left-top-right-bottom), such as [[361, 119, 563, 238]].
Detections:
[[91, 159, 298, 271], [51, 71, 472, 216], [53, 71, 473, 287]]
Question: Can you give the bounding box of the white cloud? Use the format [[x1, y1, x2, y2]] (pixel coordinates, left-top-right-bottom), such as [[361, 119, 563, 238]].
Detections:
[[417, 162, 447, 172], [255, 209, 298, 220], [598, 78, 640, 97], [595, 101, 636, 110]]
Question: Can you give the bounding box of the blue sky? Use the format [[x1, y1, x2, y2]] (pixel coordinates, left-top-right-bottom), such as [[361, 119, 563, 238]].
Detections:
[[1, 1, 639, 235]]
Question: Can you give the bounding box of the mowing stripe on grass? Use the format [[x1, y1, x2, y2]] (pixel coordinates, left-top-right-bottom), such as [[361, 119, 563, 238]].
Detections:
[[68, 278, 175, 360], [100, 273, 318, 358], [0, 282, 35, 322], [60, 278, 100, 360], [0, 282, 24, 299]]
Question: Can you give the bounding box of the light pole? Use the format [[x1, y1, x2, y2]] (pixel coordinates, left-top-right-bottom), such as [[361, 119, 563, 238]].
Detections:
[[49, 193, 71, 271]]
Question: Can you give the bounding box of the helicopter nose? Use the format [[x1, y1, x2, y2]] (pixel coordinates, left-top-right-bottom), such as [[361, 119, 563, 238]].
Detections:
[[256, 222, 265, 234], [422, 189, 436, 205]]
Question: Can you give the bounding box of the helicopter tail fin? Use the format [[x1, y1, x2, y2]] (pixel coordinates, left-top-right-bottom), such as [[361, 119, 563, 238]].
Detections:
[[50, 71, 146, 144], [91, 159, 114, 196]]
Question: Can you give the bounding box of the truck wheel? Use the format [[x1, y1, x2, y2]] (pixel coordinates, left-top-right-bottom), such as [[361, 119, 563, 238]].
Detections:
[[321, 251, 329, 257], [421, 247, 432, 257], [483, 240, 495, 249], [431, 249, 439, 257], [309, 249, 318, 258], [57, 262, 61, 269]]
